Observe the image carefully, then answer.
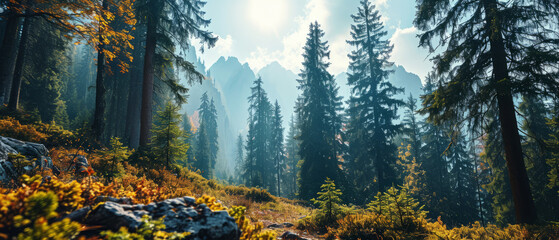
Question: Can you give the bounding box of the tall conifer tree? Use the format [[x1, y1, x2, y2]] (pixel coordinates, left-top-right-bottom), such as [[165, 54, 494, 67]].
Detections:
[[296, 22, 342, 201], [345, 0, 402, 204], [415, 0, 559, 224]]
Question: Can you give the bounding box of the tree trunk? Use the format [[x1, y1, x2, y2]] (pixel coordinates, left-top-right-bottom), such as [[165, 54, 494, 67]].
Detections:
[[125, 27, 143, 148], [125, 63, 142, 148], [482, 0, 537, 224], [0, 15, 21, 104], [92, 0, 108, 142], [139, 15, 157, 147], [7, 15, 31, 111]]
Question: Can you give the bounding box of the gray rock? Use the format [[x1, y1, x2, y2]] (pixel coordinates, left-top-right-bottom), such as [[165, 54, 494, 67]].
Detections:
[[0, 136, 54, 183], [283, 222, 294, 228], [84, 201, 145, 230], [81, 196, 240, 240], [281, 231, 309, 240]]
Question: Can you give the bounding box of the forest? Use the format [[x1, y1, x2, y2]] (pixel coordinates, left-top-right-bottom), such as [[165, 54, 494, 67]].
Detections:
[[0, 0, 558, 239]]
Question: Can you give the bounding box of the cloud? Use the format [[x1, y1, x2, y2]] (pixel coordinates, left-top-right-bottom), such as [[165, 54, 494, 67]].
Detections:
[[245, 0, 333, 74], [195, 34, 233, 69], [329, 31, 351, 74], [374, 0, 389, 8], [389, 26, 432, 82]]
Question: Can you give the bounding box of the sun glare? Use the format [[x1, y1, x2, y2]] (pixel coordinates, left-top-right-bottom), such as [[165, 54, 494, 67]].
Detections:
[[248, 0, 287, 33]]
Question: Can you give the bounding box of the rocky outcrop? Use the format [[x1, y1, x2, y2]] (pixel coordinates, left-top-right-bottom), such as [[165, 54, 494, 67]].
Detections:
[[0, 136, 55, 183], [68, 196, 240, 240]]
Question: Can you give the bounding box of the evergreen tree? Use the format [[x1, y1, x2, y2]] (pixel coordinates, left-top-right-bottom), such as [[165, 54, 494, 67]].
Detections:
[[284, 114, 300, 198], [21, 18, 70, 126], [245, 77, 272, 189], [345, 0, 402, 204], [196, 92, 218, 178], [519, 96, 559, 221], [234, 134, 244, 185], [150, 101, 187, 168], [195, 122, 211, 178], [447, 129, 479, 225], [181, 112, 195, 168], [481, 110, 515, 225], [138, 0, 217, 147], [296, 22, 342, 201], [545, 102, 559, 198], [312, 178, 343, 225], [208, 98, 219, 169], [415, 0, 559, 224], [419, 75, 452, 220], [402, 94, 422, 162], [271, 101, 285, 196]]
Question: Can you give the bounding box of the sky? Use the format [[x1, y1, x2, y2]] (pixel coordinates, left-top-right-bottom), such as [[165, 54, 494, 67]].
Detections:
[[193, 0, 433, 82]]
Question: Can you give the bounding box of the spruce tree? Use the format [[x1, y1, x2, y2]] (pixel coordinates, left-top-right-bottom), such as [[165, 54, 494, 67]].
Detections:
[[481, 110, 515, 225], [245, 77, 272, 189], [415, 0, 559, 224], [419, 75, 452, 220], [138, 0, 217, 147], [545, 102, 559, 198], [519, 96, 559, 221], [402, 94, 422, 162], [150, 101, 187, 168], [447, 129, 479, 225], [284, 115, 300, 198], [234, 134, 244, 185], [271, 101, 285, 196], [195, 123, 211, 178], [181, 112, 195, 168], [296, 22, 343, 201], [345, 0, 402, 204], [196, 92, 218, 178]]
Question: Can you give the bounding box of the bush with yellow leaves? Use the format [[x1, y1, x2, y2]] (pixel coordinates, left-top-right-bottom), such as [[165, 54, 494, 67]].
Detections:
[[228, 206, 276, 240], [0, 187, 81, 239]]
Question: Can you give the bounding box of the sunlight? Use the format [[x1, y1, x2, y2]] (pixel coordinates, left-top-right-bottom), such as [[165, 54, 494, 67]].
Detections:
[[248, 0, 287, 33]]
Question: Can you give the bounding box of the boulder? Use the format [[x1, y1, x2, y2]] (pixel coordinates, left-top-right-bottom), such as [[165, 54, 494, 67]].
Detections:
[[280, 231, 309, 240], [0, 136, 55, 183], [79, 196, 240, 240]]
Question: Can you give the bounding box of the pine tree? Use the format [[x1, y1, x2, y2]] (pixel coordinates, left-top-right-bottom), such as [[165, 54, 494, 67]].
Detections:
[[245, 77, 272, 189], [138, 0, 217, 147], [20, 18, 70, 125], [284, 115, 300, 198], [447, 129, 479, 225], [519, 96, 559, 221], [234, 134, 244, 185], [195, 122, 211, 178], [419, 75, 452, 220], [481, 110, 515, 225], [415, 0, 559, 224], [271, 101, 285, 196], [545, 103, 559, 198], [345, 0, 402, 204], [181, 112, 195, 168], [402, 94, 422, 162], [312, 178, 343, 225], [150, 101, 187, 168], [296, 22, 342, 201], [196, 92, 218, 178]]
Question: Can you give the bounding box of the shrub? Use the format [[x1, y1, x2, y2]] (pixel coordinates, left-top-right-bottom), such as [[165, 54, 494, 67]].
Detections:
[[0, 117, 46, 142], [325, 214, 388, 240], [367, 185, 427, 233], [228, 206, 276, 240], [95, 137, 132, 181]]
